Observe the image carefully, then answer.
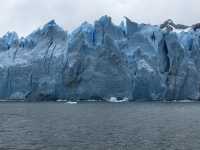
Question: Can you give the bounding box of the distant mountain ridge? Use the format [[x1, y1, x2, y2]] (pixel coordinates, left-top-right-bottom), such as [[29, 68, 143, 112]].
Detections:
[[0, 15, 200, 101]]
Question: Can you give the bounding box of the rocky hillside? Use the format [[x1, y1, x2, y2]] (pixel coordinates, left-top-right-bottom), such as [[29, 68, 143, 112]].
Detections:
[[0, 16, 200, 101]]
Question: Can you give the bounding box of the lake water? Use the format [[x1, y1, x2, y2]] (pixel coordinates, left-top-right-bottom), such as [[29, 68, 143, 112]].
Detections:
[[1, 102, 200, 150]]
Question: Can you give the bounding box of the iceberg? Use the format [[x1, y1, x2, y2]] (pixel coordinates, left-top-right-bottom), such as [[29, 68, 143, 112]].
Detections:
[[107, 97, 129, 103], [65, 101, 78, 104]]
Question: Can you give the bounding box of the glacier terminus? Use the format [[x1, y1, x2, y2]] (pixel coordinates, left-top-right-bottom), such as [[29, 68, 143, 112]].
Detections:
[[0, 16, 200, 101]]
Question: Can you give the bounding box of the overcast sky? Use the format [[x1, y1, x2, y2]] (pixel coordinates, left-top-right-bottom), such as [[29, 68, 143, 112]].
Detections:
[[0, 0, 199, 37]]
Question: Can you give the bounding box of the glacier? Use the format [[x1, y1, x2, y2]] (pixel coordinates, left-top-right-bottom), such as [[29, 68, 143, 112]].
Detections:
[[0, 16, 200, 101]]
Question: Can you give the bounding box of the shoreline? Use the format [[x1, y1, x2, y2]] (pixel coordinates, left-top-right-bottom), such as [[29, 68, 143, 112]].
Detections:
[[0, 99, 197, 103]]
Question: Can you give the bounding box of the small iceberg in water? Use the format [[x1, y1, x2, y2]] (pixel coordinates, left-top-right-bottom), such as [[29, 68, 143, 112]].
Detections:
[[164, 99, 195, 103], [56, 99, 68, 102], [65, 101, 78, 104], [179, 100, 194, 103], [56, 99, 77, 104], [107, 97, 129, 103]]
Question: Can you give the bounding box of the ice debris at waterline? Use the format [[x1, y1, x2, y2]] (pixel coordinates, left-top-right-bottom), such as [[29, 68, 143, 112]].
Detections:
[[65, 101, 78, 104], [107, 97, 129, 103], [56, 99, 68, 102], [1, 16, 200, 102]]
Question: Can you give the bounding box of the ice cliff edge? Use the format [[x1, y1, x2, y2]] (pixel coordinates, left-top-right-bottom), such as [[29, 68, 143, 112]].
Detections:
[[1, 15, 200, 101]]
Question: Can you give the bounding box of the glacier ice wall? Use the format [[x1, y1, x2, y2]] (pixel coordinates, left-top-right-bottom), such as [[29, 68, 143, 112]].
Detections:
[[0, 16, 200, 101]]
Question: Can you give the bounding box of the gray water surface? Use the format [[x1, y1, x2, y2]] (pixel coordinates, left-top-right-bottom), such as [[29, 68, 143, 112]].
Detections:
[[1, 102, 200, 150]]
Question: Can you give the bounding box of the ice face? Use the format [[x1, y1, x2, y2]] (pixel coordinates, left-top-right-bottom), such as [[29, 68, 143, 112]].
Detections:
[[0, 16, 200, 101]]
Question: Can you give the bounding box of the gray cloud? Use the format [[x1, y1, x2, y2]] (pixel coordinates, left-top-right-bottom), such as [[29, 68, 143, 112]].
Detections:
[[0, 0, 200, 36]]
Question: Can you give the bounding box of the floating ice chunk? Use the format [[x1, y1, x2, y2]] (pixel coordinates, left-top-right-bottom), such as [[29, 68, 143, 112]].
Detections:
[[107, 97, 129, 103], [178, 100, 194, 103], [65, 101, 78, 104], [56, 99, 68, 102], [108, 97, 118, 102]]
